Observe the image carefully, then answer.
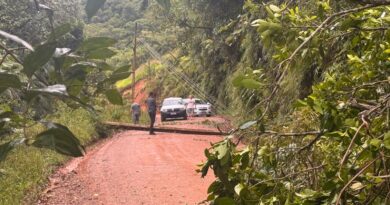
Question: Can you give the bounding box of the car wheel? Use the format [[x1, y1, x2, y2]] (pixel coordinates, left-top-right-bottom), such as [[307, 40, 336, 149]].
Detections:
[[161, 116, 166, 122], [206, 114, 211, 117], [183, 115, 187, 120]]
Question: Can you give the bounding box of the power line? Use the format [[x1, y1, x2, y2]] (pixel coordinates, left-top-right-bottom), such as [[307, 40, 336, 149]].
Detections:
[[140, 40, 225, 112], [138, 38, 228, 114]]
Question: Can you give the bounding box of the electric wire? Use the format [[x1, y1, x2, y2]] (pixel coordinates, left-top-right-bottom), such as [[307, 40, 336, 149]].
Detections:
[[138, 38, 228, 114]]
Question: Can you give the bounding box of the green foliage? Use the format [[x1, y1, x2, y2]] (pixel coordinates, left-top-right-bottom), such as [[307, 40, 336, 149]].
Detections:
[[0, 146, 66, 204], [2, 0, 389, 204], [0, 0, 135, 202], [105, 89, 124, 105], [32, 123, 85, 157], [79, 37, 117, 51], [86, 47, 117, 59], [98, 102, 150, 125], [0, 73, 22, 93], [22, 42, 56, 77], [115, 61, 159, 89], [0, 0, 125, 161], [196, 0, 390, 204], [107, 65, 132, 83], [156, 0, 171, 11], [86, 0, 107, 19], [0, 141, 13, 161], [0, 103, 97, 204], [0, 0, 82, 45]]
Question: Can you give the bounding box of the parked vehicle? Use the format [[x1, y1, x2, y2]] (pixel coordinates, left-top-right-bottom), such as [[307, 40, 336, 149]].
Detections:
[[160, 97, 187, 122], [184, 98, 213, 117]]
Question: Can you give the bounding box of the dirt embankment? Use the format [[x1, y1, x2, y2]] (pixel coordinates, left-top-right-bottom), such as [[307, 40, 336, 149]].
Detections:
[[123, 79, 148, 111]]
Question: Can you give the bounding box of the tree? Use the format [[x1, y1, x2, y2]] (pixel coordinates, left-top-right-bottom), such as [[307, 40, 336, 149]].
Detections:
[[0, 0, 127, 161], [199, 0, 390, 204]]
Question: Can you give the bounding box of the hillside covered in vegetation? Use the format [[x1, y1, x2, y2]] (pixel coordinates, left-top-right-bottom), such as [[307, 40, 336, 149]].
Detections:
[[1, 0, 390, 204]]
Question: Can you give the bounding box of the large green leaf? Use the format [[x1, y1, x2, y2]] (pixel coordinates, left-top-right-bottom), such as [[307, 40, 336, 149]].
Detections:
[[86, 48, 117, 59], [64, 67, 87, 96], [234, 183, 245, 195], [79, 37, 117, 51], [32, 123, 85, 157], [269, 4, 281, 13], [96, 62, 113, 71], [105, 89, 123, 105], [107, 65, 132, 82], [0, 73, 22, 93], [26, 85, 95, 112], [214, 142, 230, 165], [66, 80, 84, 96], [85, 0, 106, 19], [232, 75, 263, 90], [207, 180, 222, 193], [65, 66, 88, 81], [0, 139, 25, 161], [200, 160, 211, 178], [241, 79, 262, 90], [240, 120, 257, 130], [232, 74, 245, 87], [31, 84, 68, 96], [0, 30, 33, 51], [25, 84, 68, 103], [23, 42, 56, 78], [68, 62, 97, 71], [49, 23, 72, 40]]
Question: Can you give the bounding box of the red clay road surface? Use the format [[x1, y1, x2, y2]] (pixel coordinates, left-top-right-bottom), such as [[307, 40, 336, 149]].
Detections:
[[38, 118, 226, 205]]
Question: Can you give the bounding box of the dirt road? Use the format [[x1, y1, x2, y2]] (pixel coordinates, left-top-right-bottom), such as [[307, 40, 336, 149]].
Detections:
[[38, 118, 225, 205]]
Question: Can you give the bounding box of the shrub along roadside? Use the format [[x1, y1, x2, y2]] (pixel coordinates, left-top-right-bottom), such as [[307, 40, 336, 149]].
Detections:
[[0, 104, 98, 204]]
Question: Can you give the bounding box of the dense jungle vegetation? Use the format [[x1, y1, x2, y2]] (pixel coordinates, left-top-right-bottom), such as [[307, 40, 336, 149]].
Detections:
[[1, 0, 390, 204]]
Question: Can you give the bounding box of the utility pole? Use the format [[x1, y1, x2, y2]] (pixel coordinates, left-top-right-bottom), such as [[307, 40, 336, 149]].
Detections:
[[148, 59, 151, 80], [132, 23, 137, 102]]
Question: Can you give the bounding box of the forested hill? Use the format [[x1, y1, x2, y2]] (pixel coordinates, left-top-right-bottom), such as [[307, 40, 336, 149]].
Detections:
[[85, 0, 148, 46], [84, 0, 178, 68], [1, 0, 390, 204]]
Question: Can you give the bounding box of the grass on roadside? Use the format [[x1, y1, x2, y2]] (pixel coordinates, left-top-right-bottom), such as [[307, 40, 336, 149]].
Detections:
[[98, 102, 150, 125], [0, 99, 154, 204], [0, 103, 98, 205]]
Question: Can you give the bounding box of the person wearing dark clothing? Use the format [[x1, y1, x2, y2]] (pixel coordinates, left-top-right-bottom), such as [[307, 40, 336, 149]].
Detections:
[[146, 92, 157, 135]]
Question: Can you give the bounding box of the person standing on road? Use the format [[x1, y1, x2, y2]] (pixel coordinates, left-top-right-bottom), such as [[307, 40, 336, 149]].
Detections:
[[146, 92, 157, 135], [186, 95, 196, 119], [131, 102, 141, 124]]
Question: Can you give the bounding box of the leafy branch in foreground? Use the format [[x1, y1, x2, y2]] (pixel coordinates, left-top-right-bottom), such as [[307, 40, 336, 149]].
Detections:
[[0, 0, 127, 161], [200, 0, 390, 204]]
